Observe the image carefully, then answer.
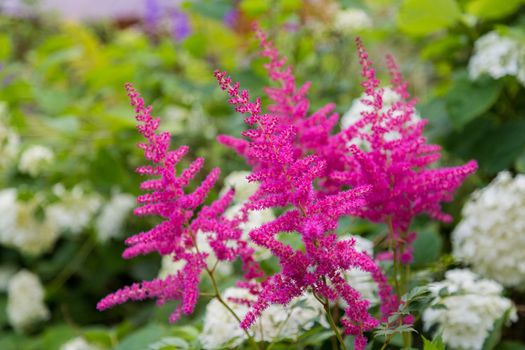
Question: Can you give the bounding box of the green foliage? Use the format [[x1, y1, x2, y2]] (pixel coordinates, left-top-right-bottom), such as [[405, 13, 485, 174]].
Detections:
[[422, 335, 445, 350], [397, 0, 461, 35]]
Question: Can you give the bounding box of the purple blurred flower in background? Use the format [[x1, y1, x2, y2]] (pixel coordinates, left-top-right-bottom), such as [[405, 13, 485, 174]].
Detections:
[[223, 8, 238, 29], [171, 7, 191, 42], [144, 0, 161, 34]]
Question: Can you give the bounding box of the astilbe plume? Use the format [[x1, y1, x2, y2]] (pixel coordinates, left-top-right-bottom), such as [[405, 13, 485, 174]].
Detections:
[[217, 29, 345, 192], [97, 84, 262, 322], [214, 69, 396, 350], [331, 39, 478, 263]]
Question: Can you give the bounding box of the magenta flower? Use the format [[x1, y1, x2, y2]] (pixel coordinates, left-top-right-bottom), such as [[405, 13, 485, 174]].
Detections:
[[97, 84, 261, 322], [331, 39, 478, 263], [215, 69, 396, 350]]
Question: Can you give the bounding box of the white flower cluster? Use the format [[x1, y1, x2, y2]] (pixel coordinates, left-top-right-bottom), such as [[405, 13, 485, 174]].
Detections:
[[423, 269, 517, 350], [452, 171, 525, 288], [61, 337, 101, 350], [18, 145, 54, 177], [340, 235, 378, 306], [468, 31, 525, 86], [7, 270, 50, 331], [158, 230, 233, 278], [95, 192, 135, 242], [46, 184, 101, 235], [200, 287, 328, 349], [220, 171, 259, 203], [333, 8, 372, 33], [0, 101, 20, 170], [341, 88, 420, 150], [0, 188, 58, 255]]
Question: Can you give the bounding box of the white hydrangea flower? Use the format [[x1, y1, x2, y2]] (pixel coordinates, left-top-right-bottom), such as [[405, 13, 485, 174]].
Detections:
[[341, 88, 420, 150], [333, 8, 372, 33], [224, 203, 275, 261], [46, 184, 101, 235], [200, 287, 328, 349], [340, 235, 378, 306], [61, 337, 101, 350], [468, 31, 525, 85], [95, 192, 135, 242], [7, 270, 50, 331], [452, 171, 525, 288], [220, 171, 259, 203], [18, 145, 54, 177], [0, 188, 58, 255], [158, 230, 232, 279], [423, 269, 517, 350]]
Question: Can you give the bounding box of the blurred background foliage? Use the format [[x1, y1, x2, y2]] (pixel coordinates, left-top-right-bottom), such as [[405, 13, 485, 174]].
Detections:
[[0, 0, 524, 349]]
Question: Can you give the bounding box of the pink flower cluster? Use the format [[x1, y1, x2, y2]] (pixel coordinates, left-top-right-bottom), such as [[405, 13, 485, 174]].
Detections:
[[98, 28, 477, 350], [96, 84, 261, 322], [330, 39, 478, 263]]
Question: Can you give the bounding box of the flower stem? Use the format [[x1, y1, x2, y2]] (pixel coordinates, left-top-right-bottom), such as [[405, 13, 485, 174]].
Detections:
[[313, 291, 348, 350], [205, 267, 259, 350], [387, 218, 412, 348]]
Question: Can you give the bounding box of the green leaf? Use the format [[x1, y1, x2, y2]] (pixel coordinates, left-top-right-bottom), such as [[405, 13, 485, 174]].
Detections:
[[496, 341, 525, 350], [466, 0, 525, 20], [114, 324, 167, 350], [411, 226, 443, 268], [0, 34, 12, 60], [240, 0, 271, 15], [397, 0, 461, 36], [482, 309, 512, 350], [449, 117, 525, 173], [446, 73, 502, 130], [31, 324, 77, 350], [148, 337, 189, 350], [422, 335, 446, 350], [83, 328, 114, 348]]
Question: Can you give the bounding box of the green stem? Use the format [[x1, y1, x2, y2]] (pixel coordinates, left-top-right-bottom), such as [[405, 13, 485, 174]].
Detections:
[[206, 267, 259, 350], [189, 228, 259, 350], [387, 218, 412, 348], [313, 291, 348, 350]]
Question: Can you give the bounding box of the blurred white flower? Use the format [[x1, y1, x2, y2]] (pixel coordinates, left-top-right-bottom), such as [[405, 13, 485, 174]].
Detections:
[[61, 337, 101, 350], [341, 88, 420, 150], [423, 269, 517, 350], [333, 8, 372, 33], [7, 270, 49, 331], [200, 287, 327, 349], [452, 171, 525, 288], [220, 171, 259, 203], [0, 188, 58, 255], [468, 31, 525, 85], [340, 235, 378, 306], [95, 192, 135, 242], [18, 145, 54, 177], [46, 184, 101, 235]]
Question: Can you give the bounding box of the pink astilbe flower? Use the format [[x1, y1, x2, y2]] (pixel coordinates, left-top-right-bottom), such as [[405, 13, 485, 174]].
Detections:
[[97, 84, 262, 322], [217, 29, 345, 192], [332, 39, 478, 263], [215, 70, 396, 350]]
